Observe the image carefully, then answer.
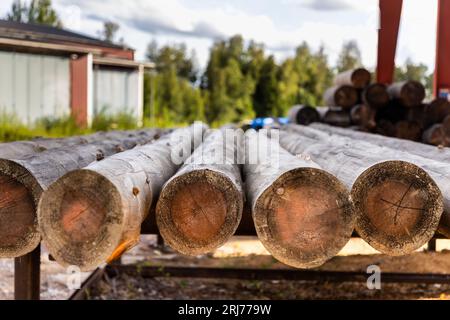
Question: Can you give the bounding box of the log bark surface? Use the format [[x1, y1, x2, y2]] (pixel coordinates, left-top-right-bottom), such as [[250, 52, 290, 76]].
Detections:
[[311, 122, 450, 163], [323, 85, 358, 109], [287, 105, 321, 125], [362, 83, 390, 109], [157, 129, 244, 255], [243, 130, 354, 269], [0, 130, 156, 160], [334, 68, 371, 89], [350, 104, 376, 130], [424, 98, 450, 127], [0, 129, 162, 258], [38, 124, 206, 271], [387, 81, 425, 108], [282, 125, 444, 254], [323, 109, 351, 127]]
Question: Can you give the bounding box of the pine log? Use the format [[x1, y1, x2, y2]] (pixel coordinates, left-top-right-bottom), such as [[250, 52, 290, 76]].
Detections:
[[0, 129, 162, 258], [243, 129, 354, 269], [311, 122, 450, 163], [407, 105, 426, 127], [375, 99, 408, 123], [323, 85, 359, 109], [387, 81, 426, 108], [323, 108, 351, 127], [0, 130, 160, 160], [156, 129, 244, 255], [395, 120, 423, 141], [362, 83, 390, 109], [424, 98, 450, 127], [422, 124, 449, 147], [350, 104, 376, 130], [334, 68, 371, 89], [442, 114, 450, 137], [38, 123, 207, 271], [287, 105, 321, 125], [375, 120, 396, 137], [282, 125, 444, 254]]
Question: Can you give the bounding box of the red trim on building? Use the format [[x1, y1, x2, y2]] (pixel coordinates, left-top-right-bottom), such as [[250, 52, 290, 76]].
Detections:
[[376, 0, 403, 84], [70, 54, 90, 127]]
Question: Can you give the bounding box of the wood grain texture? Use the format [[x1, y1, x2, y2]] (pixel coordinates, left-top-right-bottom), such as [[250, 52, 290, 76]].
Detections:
[[157, 129, 244, 255]]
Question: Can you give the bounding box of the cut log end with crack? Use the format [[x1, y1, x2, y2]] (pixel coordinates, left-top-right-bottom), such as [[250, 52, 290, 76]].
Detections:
[[351, 160, 443, 255]]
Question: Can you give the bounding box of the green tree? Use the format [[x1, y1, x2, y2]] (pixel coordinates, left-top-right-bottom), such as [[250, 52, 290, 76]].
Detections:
[[336, 40, 362, 72], [6, 0, 27, 22], [202, 35, 255, 124], [6, 0, 62, 28], [147, 41, 198, 83], [143, 42, 204, 125], [278, 42, 333, 112], [100, 21, 120, 43], [253, 55, 280, 117]]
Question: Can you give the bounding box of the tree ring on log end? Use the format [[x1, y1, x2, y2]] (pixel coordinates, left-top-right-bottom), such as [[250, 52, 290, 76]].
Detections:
[[0, 159, 43, 258], [351, 68, 371, 89], [156, 169, 243, 256], [254, 168, 355, 269], [352, 160, 443, 255], [38, 169, 123, 271]]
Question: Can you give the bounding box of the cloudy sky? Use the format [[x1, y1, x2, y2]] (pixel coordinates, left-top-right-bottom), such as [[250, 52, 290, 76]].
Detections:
[[0, 0, 439, 71]]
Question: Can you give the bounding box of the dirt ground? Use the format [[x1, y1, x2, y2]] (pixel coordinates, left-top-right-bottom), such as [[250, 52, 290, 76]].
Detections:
[[89, 236, 450, 300], [1, 236, 449, 300]]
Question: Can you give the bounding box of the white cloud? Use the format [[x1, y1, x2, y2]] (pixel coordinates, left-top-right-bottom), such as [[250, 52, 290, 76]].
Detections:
[[0, 0, 439, 72], [55, 0, 380, 69]]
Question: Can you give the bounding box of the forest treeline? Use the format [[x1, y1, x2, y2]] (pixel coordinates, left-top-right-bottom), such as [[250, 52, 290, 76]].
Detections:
[[144, 36, 433, 127]]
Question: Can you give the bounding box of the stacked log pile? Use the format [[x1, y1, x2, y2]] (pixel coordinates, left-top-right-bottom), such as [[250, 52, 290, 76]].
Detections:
[[0, 122, 448, 272], [288, 68, 450, 146]]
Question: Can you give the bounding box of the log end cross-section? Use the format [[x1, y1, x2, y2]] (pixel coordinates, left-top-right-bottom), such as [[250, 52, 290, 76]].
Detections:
[[352, 160, 443, 255], [253, 167, 355, 269], [157, 169, 243, 256], [38, 169, 124, 271]]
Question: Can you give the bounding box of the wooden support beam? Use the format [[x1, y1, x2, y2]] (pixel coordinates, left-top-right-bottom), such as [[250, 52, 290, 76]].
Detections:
[[14, 245, 40, 300]]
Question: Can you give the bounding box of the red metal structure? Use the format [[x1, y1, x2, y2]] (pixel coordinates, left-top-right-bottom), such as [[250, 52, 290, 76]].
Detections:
[[377, 0, 450, 99], [434, 0, 450, 98], [376, 0, 403, 85]]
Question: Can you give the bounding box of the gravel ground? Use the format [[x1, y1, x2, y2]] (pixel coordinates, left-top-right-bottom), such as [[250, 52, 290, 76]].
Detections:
[[1, 236, 449, 300], [89, 236, 450, 300]]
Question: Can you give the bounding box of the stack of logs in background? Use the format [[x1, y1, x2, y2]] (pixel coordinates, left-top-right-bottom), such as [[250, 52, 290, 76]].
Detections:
[[288, 68, 450, 147], [0, 121, 449, 274]]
